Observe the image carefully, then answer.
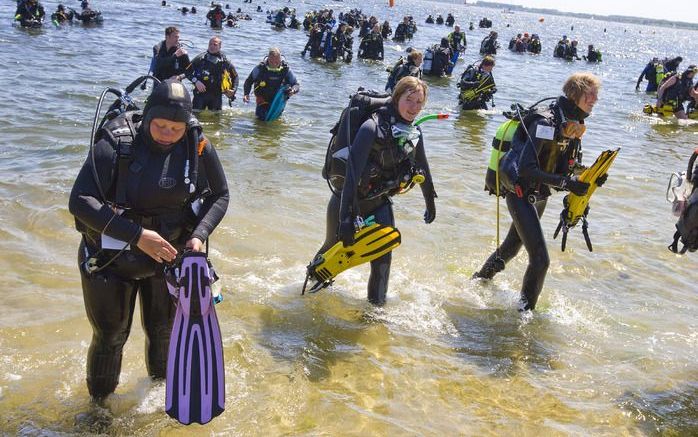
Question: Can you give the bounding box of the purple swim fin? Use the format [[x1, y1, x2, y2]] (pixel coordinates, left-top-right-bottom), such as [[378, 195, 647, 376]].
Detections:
[[165, 252, 225, 425]]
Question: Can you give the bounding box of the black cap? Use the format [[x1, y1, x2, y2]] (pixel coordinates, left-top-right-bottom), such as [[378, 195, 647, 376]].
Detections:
[[143, 80, 192, 123]]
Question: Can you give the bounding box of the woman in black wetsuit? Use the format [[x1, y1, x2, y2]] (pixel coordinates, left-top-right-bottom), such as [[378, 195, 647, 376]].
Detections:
[[68, 80, 229, 401], [319, 76, 437, 305], [474, 72, 602, 311]]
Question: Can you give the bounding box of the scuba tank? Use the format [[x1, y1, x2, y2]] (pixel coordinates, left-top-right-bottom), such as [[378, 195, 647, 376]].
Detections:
[[666, 170, 693, 216], [422, 47, 434, 74], [668, 149, 698, 253]]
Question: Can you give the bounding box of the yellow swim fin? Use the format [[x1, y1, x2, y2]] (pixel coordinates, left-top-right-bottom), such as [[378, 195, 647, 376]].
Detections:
[[554, 148, 620, 252], [302, 224, 401, 294]]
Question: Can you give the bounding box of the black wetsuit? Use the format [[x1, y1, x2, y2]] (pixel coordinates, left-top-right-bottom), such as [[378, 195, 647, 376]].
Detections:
[[385, 60, 422, 92], [358, 32, 384, 60], [187, 51, 239, 111], [152, 41, 190, 81], [381, 23, 392, 39], [393, 23, 409, 42], [475, 97, 589, 310], [68, 113, 229, 399], [448, 31, 466, 51], [207, 7, 225, 28], [15, 1, 45, 26], [479, 35, 498, 55], [320, 105, 436, 305], [458, 65, 496, 110], [302, 28, 324, 58], [426, 44, 452, 77]]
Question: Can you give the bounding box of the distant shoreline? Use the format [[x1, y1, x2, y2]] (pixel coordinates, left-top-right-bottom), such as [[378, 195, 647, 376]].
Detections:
[[460, 1, 698, 31]]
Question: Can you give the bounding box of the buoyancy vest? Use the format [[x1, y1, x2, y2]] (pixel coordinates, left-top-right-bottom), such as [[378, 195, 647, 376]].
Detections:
[[75, 111, 209, 244], [324, 92, 421, 200], [487, 101, 581, 196], [253, 61, 290, 104]]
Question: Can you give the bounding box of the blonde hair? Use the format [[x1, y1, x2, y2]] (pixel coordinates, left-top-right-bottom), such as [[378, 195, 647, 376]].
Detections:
[[563, 72, 601, 102], [268, 47, 281, 58], [392, 76, 428, 103], [408, 50, 423, 63]]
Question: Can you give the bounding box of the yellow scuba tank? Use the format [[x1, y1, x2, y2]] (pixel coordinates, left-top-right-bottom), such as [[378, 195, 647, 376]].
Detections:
[[553, 148, 620, 251]]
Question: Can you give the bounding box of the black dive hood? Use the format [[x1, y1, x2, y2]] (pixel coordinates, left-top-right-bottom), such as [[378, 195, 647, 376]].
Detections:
[[557, 95, 589, 121], [142, 80, 193, 148]]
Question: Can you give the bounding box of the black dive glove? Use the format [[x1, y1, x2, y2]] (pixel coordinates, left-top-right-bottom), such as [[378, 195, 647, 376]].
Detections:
[[338, 219, 355, 247], [596, 173, 608, 187], [424, 197, 436, 224], [564, 178, 590, 196]]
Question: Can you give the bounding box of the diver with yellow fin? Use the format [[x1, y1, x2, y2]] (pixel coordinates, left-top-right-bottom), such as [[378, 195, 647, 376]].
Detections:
[[554, 148, 619, 251], [303, 77, 442, 304], [474, 72, 607, 311]]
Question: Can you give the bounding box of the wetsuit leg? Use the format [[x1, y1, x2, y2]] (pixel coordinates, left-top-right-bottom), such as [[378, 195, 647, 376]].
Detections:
[[255, 104, 269, 120], [474, 194, 547, 280], [317, 193, 341, 254], [79, 241, 137, 399], [139, 275, 175, 379], [506, 194, 549, 310], [192, 92, 207, 111], [365, 200, 394, 306]]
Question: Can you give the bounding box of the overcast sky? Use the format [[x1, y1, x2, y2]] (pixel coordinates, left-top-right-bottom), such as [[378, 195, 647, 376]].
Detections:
[[476, 0, 695, 24]]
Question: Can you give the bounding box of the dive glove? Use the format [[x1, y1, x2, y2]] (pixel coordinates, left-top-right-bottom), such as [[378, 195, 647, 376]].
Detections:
[[596, 173, 608, 187], [424, 197, 436, 224], [338, 219, 355, 247], [564, 178, 590, 196]]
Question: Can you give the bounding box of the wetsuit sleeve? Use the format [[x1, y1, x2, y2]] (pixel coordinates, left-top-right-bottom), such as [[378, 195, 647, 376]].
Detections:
[[414, 132, 437, 201], [338, 118, 378, 221], [243, 66, 260, 95], [185, 54, 202, 81], [191, 139, 229, 242], [285, 70, 299, 93], [68, 139, 143, 243], [226, 63, 239, 90], [515, 118, 566, 188], [176, 52, 191, 76]]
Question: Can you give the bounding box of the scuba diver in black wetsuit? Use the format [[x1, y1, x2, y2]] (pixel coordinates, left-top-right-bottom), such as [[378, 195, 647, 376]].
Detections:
[[583, 44, 602, 62], [186, 36, 239, 111], [425, 38, 452, 77], [393, 16, 410, 42], [51, 4, 73, 24], [207, 4, 226, 28], [358, 24, 384, 61], [479, 31, 499, 55], [385, 50, 423, 93], [656, 65, 698, 120], [150, 26, 191, 82], [458, 56, 496, 110], [448, 25, 466, 52], [14, 0, 45, 27], [317, 77, 437, 305], [242, 47, 300, 120], [474, 72, 603, 311], [425, 15, 434, 24], [68, 80, 229, 401]]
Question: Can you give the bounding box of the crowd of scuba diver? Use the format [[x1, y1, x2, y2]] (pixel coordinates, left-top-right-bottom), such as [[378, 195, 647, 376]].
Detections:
[[14, 0, 102, 27], [20, 0, 691, 419]]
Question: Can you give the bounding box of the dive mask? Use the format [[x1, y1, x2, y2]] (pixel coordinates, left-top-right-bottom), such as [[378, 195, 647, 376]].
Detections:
[[391, 122, 421, 151]]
